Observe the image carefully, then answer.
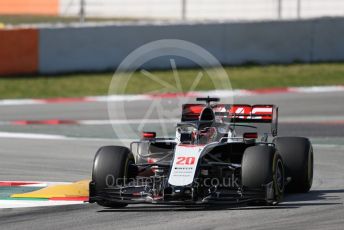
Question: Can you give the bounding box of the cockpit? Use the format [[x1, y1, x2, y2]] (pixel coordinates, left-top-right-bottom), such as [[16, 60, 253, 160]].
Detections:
[[177, 98, 235, 145]]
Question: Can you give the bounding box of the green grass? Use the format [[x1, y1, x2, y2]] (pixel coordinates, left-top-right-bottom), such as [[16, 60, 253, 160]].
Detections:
[[0, 63, 344, 99]]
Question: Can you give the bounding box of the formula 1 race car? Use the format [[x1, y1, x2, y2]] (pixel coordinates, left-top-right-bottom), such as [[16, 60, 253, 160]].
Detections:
[[89, 97, 313, 207]]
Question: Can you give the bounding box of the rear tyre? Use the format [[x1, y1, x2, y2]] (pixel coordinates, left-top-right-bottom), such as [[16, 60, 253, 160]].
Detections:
[[273, 137, 313, 193], [91, 146, 135, 208], [242, 145, 285, 205]]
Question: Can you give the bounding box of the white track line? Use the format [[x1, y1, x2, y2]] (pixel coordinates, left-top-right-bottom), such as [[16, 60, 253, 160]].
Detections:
[[0, 181, 69, 188], [0, 86, 343, 106], [0, 99, 39, 106], [0, 132, 67, 139], [0, 200, 86, 209], [290, 86, 344, 93], [0, 132, 134, 142]]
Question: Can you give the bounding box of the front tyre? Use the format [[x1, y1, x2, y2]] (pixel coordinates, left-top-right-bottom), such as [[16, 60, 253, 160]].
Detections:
[[90, 146, 135, 208], [241, 145, 285, 205]]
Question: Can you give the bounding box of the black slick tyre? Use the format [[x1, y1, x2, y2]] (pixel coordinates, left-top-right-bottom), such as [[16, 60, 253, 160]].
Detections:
[[273, 137, 313, 193], [241, 145, 285, 204], [91, 146, 135, 208]]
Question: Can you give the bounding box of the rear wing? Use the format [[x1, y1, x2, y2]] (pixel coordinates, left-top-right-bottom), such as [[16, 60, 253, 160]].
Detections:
[[181, 104, 278, 136]]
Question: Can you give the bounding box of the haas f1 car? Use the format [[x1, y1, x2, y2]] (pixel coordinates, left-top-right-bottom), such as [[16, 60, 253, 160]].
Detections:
[[89, 97, 313, 207]]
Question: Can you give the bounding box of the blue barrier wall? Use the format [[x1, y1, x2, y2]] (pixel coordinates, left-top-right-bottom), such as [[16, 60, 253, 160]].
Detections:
[[39, 18, 344, 74]]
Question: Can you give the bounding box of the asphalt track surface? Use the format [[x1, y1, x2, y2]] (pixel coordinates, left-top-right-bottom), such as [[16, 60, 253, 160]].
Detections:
[[0, 91, 343, 230]]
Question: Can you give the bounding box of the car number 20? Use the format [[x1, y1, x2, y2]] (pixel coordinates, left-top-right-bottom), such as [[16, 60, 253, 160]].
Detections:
[[176, 156, 196, 165]]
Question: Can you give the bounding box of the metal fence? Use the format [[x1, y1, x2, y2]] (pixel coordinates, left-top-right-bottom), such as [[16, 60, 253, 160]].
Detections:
[[1, 0, 344, 22], [62, 0, 344, 22]]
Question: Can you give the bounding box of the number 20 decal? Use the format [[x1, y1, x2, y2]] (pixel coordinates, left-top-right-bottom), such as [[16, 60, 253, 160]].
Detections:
[[176, 156, 196, 165]]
